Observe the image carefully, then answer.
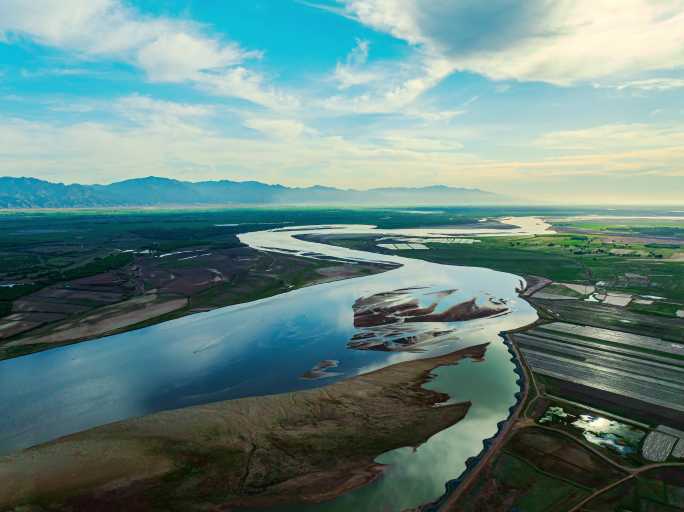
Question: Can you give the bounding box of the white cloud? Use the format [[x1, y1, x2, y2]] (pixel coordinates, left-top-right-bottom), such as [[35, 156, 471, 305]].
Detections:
[[0, 0, 289, 108], [535, 123, 684, 151], [2, 109, 682, 199], [116, 94, 214, 123], [0, 111, 477, 187], [19, 67, 96, 79], [323, 53, 456, 113], [318, 1, 684, 86], [615, 78, 684, 91], [333, 38, 380, 89], [408, 109, 464, 122], [379, 132, 463, 152], [200, 68, 300, 110], [244, 118, 313, 140], [325, 38, 459, 115], [135, 32, 253, 83]]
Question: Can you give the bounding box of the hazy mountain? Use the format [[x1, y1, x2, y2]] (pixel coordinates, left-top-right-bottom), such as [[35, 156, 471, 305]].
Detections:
[[0, 176, 512, 208]]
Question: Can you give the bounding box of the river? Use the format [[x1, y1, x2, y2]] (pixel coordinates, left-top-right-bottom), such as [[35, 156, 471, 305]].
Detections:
[[0, 217, 550, 510]]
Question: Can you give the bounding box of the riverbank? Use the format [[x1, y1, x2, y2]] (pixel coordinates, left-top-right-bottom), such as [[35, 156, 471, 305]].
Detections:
[[0, 344, 485, 512], [1, 249, 393, 361], [427, 333, 529, 511]]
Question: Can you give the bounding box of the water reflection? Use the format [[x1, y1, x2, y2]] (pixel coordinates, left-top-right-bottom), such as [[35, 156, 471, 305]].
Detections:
[[274, 339, 520, 512], [539, 406, 645, 456], [0, 218, 543, 510], [0, 261, 533, 456]]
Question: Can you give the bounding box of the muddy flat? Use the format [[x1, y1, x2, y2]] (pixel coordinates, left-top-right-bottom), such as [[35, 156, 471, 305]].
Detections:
[[0, 344, 484, 512], [5, 294, 188, 347]]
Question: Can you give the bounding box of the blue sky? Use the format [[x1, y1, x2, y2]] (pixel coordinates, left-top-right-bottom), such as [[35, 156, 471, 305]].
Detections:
[[1, 0, 683, 203]]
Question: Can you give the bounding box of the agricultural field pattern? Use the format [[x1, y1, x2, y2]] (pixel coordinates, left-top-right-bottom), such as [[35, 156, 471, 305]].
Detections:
[[1, 207, 683, 512]]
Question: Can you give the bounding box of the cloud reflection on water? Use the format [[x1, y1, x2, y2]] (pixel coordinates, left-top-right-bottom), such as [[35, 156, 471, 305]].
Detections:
[[0, 216, 541, 510]]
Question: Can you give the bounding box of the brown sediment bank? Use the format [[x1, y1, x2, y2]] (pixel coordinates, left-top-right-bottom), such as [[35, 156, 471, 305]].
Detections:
[[349, 288, 507, 351], [0, 344, 485, 512], [353, 289, 507, 329], [4, 294, 188, 348]]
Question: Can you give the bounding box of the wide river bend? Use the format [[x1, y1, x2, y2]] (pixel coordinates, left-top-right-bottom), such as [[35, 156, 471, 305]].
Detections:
[[0, 217, 550, 510]]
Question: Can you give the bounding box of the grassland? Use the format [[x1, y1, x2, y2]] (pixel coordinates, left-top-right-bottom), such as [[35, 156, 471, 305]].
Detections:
[[321, 232, 684, 302], [0, 206, 494, 315], [553, 217, 684, 240]]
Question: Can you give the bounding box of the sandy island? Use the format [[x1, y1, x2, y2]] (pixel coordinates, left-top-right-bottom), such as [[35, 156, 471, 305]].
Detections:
[[349, 288, 508, 351], [0, 344, 486, 512]]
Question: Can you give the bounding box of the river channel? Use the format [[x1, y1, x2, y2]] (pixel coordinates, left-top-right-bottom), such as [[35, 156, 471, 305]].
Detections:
[[0, 217, 549, 510]]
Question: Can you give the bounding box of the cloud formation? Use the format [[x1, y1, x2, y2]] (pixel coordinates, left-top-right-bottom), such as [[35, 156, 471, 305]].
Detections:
[[614, 78, 684, 91], [333, 39, 379, 89], [1, 97, 681, 199], [1, 1, 683, 203], [0, 0, 292, 108], [332, 0, 684, 84]]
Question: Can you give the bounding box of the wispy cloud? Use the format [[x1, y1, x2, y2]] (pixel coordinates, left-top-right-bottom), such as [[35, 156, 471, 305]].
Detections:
[[614, 78, 684, 91], [2, 103, 682, 197], [322, 53, 456, 113], [0, 0, 292, 109], [333, 38, 379, 89], [296, 0, 358, 21], [535, 123, 684, 151], [116, 94, 215, 124], [244, 117, 315, 140], [20, 67, 97, 79]]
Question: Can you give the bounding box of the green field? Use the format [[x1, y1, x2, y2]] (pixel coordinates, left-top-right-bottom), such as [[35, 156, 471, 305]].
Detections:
[[326, 232, 684, 301], [0, 206, 558, 303], [553, 217, 684, 240], [583, 467, 684, 510], [494, 452, 590, 510]]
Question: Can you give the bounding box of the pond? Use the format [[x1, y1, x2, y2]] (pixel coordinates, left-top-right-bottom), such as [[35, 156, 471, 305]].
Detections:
[[539, 405, 645, 456]]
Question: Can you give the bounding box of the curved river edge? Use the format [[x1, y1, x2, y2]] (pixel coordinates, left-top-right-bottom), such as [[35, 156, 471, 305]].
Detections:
[[0, 217, 550, 511], [0, 345, 488, 511], [423, 334, 530, 511]]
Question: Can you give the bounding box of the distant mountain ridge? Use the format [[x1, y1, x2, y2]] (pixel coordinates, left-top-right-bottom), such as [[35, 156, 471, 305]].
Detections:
[[0, 176, 512, 208]]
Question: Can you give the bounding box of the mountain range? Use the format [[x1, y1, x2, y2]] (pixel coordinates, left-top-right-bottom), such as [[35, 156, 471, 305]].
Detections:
[[0, 177, 512, 208]]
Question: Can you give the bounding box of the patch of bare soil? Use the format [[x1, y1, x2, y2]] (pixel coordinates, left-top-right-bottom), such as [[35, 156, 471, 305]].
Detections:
[[349, 287, 507, 351], [0, 345, 485, 512], [0, 271, 135, 341], [1, 248, 392, 359], [5, 295, 187, 347]]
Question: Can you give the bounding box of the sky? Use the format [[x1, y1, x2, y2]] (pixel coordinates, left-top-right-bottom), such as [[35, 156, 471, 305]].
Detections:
[[0, 0, 683, 204]]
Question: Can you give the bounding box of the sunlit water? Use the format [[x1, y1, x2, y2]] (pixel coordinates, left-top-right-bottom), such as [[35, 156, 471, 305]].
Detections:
[[0, 217, 548, 510], [273, 341, 520, 512], [539, 406, 645, 456]]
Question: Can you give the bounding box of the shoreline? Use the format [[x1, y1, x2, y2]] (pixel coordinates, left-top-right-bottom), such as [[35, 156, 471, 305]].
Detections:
[[425, 331, 530, 511], [0, 345, 485, 511], [0, 257, 394, 362]]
